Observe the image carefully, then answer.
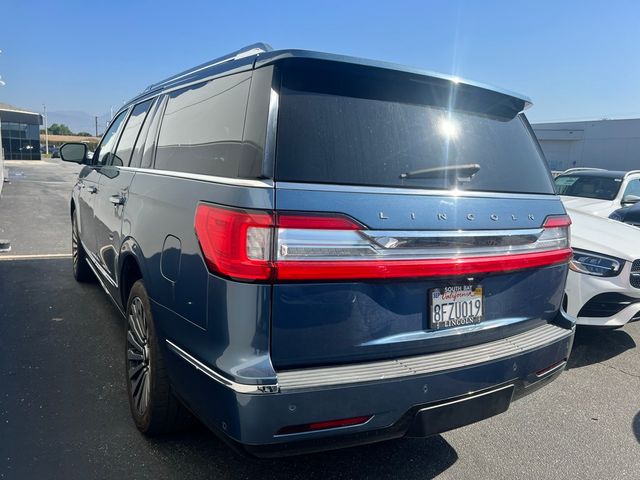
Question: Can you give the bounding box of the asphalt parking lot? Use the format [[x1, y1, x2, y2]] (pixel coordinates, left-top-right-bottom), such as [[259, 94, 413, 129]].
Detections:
[[1, 160, 639, 479]]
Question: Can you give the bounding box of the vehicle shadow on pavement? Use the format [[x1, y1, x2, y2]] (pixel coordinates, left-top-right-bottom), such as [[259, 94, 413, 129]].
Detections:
[[0, 257, 458, 479], [148, 430, 458, 480], [566, 326, 636, 370], [633, 412, 640, 444]]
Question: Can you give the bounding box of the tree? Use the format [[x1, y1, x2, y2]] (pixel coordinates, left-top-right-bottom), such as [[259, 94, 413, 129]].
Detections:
[[48, 123, 73, 135], [76, 131, 92, 137]]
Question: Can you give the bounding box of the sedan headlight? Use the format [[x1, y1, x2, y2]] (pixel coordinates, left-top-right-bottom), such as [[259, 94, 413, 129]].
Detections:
[[569, 249, 624, 277]]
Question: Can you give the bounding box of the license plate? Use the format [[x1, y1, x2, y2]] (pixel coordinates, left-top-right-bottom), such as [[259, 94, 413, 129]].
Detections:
[[430, 285, 484, 330]]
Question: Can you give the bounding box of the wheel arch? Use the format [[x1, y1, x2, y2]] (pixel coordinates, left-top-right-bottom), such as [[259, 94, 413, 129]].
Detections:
[[119, 239, 149, 310]]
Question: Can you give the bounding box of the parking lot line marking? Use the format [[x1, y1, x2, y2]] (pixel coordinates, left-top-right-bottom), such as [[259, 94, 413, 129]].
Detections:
[[0, 253, 72, 261]]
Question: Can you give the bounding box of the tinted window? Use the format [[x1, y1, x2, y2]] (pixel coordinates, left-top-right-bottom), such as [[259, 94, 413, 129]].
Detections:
[[155, 72, 252, 177], [275, 63, 554, 194], [112, 99, 153, 167], [139, 96, 166, 169], [555, 175, 622, 200], [95, 111, 128, 166]]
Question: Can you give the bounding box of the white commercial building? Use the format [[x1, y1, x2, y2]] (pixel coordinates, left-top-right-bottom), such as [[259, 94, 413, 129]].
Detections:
[[533, 118, 640, 172]]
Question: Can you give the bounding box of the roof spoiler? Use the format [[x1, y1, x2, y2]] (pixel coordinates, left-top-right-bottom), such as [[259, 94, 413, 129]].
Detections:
[[142, 42, 273, 95]]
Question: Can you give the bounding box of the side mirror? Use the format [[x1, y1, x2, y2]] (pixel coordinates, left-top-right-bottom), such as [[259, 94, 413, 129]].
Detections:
[[621, 194, 640, 206], [59, 143, 88, 164]]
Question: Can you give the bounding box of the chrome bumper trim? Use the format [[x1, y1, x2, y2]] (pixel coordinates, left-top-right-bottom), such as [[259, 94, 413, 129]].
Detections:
[[166, 340, 279, 394], [277, 323, 572, 391]]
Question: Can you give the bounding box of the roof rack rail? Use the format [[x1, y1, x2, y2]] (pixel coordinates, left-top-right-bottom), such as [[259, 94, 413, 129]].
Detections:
[[561, 167, 607, 174], [142, 42, 273, 94]]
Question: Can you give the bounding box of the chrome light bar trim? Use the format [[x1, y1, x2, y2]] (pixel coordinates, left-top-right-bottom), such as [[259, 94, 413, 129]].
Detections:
[[166, 340, 279, 394], [118, 166, 274, 188], [362, 228, 542, 249], [276, 226, 567, 261], [277, 323, 572, 391]]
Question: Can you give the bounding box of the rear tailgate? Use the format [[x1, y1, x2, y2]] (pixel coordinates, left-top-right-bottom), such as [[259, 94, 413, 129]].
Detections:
[[270, 186, 568, 368], [268, 58, 569, 369]]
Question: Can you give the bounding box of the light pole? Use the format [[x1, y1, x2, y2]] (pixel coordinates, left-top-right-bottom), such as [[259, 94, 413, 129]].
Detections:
[[0, 49, 5, 87], [43, 104, 49, 155]]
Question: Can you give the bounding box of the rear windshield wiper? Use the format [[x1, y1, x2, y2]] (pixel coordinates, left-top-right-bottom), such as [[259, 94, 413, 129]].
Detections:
[[399, 163, 481, 181]]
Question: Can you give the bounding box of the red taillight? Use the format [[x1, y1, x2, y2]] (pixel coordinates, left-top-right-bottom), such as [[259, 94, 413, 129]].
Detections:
[[195, 203, 572, 282], [277, 415, 372, 435], [275, 250, 573, 281], [194, 204, 274, 281], [543, 214, 572, 228], [277, 212, 363, 230]]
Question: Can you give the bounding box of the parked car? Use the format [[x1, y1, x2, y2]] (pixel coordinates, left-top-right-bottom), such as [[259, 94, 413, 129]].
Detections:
[[565, 207, 640, 328], [554, 168, 640, 217], [59, 43, 575, 456], [51, 148, 60, 158], [610, 202, 640, 227]]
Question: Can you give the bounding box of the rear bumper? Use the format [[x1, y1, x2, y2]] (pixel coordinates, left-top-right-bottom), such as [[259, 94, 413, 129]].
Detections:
[[166, 316, 574, 456]]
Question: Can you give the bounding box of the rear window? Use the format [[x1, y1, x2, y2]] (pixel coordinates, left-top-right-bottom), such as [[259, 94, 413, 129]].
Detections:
[[554, 175, 622, 200], [275, 62, 554, 194]]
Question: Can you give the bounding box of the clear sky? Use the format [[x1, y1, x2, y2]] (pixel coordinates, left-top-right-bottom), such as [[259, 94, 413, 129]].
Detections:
[[1, 0, 639, 126]]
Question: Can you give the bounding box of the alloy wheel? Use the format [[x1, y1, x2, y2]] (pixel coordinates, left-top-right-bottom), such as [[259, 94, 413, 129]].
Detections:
[[71, 220, 79, 273], [127, 297, 151, 416]]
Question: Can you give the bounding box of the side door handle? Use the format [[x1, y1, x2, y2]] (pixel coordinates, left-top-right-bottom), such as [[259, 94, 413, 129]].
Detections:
[[109, 194, 126, 205]]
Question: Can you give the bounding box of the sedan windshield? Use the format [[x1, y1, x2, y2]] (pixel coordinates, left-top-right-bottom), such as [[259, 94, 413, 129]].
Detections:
[[554, 175, 623, 200]]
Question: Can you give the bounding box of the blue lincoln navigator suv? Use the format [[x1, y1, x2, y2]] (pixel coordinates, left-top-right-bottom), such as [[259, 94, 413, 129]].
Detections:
[[60, 43, 575, 456]]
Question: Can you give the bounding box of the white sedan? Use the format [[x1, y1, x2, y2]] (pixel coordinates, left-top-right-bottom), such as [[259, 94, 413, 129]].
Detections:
[[565, 207, 640, 328]]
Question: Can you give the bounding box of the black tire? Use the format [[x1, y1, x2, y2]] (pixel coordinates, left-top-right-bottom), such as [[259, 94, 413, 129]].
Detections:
[[125, 280, 192, 435], [71, 213, 94, 282]]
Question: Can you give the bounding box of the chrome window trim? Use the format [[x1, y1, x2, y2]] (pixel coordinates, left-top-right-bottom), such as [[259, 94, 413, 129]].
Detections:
[[274, 181, 557, 199], [111, 171, 557, 196], [117, 166, 274, 188], [166, 340, 279, 394], [277, 323, 573, 391], [263, 86, 279, 178]]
